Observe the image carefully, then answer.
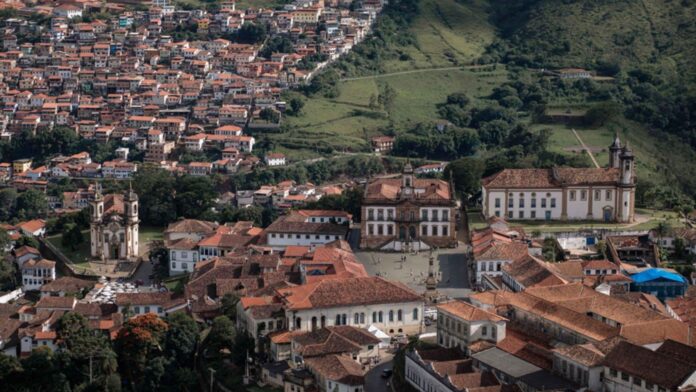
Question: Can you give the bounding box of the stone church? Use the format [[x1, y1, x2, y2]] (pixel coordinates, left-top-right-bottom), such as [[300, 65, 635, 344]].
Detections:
[[89, 185, 139, 261]]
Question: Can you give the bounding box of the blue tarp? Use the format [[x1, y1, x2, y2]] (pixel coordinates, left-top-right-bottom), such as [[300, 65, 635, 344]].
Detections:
[[630, 268, 687, 284]]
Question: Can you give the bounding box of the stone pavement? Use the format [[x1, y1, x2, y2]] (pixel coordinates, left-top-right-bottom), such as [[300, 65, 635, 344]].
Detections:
[[355, 245, 472, 300]]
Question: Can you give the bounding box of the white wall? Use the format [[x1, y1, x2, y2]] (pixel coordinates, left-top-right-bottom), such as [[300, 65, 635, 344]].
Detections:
[[288, 301, 424, 336], [405, 353, 450, 392], [267, 232, 343, 249], [169, 249, 199, 274]]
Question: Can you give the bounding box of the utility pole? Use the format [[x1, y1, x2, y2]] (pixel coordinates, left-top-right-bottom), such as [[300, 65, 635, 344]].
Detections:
[[208, 367, 216, 392]]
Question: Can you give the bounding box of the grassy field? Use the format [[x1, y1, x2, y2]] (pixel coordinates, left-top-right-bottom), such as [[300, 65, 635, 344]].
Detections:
[[383, 0, 497, 72], [537, 115, 696, 193], [47, 230, 91, 269], [279, 67, 508, 159]]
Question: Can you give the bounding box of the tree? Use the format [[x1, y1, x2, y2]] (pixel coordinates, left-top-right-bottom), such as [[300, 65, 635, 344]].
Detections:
[[207, 316, 236, 356], [164, 313, 199, 367], [259, 108, 280, 123], [115, 314, 168, 385], [377, 83, 397, 114], [288, 96, 305, 115], [16, 189, 47, 220], [0, 188, 17, 221], [220, 293, 240, 320], [133, 167, 177, 226], [57, 313, 118, 386], [444, 157, 485, 199], [62, 223, 84, 251], [174, 175, 216, 219], [236, 22, 267, 44]]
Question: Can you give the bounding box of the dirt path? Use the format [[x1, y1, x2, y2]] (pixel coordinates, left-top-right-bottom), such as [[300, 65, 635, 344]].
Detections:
[[339, 65, 484, 81], [571, 128, 600, 168]]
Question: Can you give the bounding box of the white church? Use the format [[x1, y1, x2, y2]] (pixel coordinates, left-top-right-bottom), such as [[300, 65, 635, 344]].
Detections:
[[481, 134, 636, 223], [89, 185, 139, 261]]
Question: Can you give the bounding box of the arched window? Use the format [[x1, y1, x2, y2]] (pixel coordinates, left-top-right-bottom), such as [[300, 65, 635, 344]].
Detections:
[[413, 308, 419, 321], [354, 313, 360, 324], [341, 314, 347, 325], [378, 311, 383, 323], [295, 317, 302, 329], [360, 313, 365, 323], [397, 310, 403, 321], [336, 314, 341, 325], [372, 312, 377, 323], [389, 310, 394, 322]]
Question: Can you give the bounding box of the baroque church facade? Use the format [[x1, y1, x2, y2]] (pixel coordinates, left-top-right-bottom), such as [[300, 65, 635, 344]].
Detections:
[[89, 186, 139, 261], [481, 135, 636, 223]]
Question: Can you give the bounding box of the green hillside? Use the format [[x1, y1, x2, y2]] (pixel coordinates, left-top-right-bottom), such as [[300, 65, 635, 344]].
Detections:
[[488, 0, 696, 87]]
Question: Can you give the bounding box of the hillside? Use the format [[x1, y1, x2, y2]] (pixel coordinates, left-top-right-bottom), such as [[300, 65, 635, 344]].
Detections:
[[488, 0, 696, 86]]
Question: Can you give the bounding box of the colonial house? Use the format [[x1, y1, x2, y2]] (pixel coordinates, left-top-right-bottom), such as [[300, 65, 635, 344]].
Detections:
[[21, 258, 56, 291], [264, 210, 351, 250], [360, 164, 457, 251], [115, 292, 187, 318], [277, 276, 424, 336], [481, 136, 636, 223], [436, 300, 507, 353]]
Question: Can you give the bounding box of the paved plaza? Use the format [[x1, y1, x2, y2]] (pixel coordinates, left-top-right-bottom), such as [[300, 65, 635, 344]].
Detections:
[[355, 244, 472, 300]]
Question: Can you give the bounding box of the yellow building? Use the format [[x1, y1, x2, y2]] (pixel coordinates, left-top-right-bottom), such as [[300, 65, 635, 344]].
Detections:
[[12, 159, 32, 174]]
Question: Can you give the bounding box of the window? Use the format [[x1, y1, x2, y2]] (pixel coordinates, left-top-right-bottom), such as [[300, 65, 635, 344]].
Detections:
[[442, 210, 449, 221], [378, 311, 383, 323], [336, 314, 341, 325], [144, 306, 150, 313], [421, 210, 428, 221], [541, 198, 547, 208], [519, 198, 524, 208], [606, 190, 612, 200], [633, 377, 642, 386], [377, 209, 384, 220], [432, 210, 439, 222], [387, 225, 393, 235], [389, 310, 394, 322], [531, 198, 536, 208], [413, 308, 419, 320], [482, 326, 488, 336], [550, 198, 557, 208], [495, 198, 501, 208], [368, 209, 374, 220], [491, 327, 497, 339], [507, 211, 513, 219], [518, 211, 524, 219], [531, 211, 536, 219], [442, 226, 448, 236], [368, 225, 374, 235], [609, 369, 617, 377], [422, 226, 428, 236], [372, 312, 377, 323], [508, 198, 513, 208], [569, 190, 576, 201], [171, 251, 177, 260], [171, 262, 176, 269], [621, 372, 629, 381], [377, 225, 383, 235], [387, 210, 393, 220], [594, 190, 601, 200], [580, 190, 587, 201], [360, 313, 365, 323], [182, 263, 187, 270], [495, 211, 500, 217], [432, 226, 438, 236], [397, 310, 402, 321]]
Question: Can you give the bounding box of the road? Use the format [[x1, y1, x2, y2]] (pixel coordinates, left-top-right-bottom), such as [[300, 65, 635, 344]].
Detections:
[[571, 128, 600, 168], [339, 64, 490, 81], [365, 360, 393, 392]]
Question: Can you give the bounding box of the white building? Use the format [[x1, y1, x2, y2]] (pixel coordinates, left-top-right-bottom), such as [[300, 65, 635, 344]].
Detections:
[[264, 210, 351, 250], [436, 300, 506, 352], [89, 188, 139, 260], [277, 276, 424, 336], [481, 136, 635, 223], [168, 238, 200, 274], [21, 258, 56, 291], [115, 292, 187, 318], [265, 153, 286, 166]]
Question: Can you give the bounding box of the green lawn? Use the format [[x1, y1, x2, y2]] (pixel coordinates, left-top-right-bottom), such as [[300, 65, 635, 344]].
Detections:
[[47, 230, 91, 269]]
